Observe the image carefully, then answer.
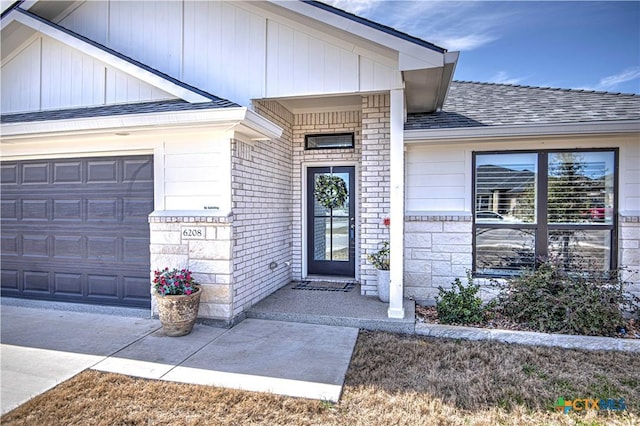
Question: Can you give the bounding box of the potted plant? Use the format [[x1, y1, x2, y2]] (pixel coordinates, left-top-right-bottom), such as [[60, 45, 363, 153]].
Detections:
[[368, 217, 391, 302], [153, 267, 201, 336]]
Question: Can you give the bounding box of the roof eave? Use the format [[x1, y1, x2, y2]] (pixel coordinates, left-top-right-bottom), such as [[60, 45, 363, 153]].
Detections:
[[1, 107, 284, 141], [404, 120, 640, 143]]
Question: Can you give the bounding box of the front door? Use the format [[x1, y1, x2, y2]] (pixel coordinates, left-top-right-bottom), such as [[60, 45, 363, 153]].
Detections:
[[307, 166, 355, 276]]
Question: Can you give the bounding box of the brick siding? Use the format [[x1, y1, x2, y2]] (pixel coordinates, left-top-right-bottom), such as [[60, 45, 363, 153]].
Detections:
[[231, 102, 294, 317], [360, 94, 391, 295]]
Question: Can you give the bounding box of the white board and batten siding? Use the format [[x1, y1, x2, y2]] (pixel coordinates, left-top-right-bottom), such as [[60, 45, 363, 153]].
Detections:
[[1, 34, 175, 114], [53, 0, 401, 108], [405, 135, 640, 215], [181, 1, 266, 108]]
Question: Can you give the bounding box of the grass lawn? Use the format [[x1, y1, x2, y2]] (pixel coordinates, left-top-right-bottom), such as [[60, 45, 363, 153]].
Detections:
[[2, 330, 638, 425]]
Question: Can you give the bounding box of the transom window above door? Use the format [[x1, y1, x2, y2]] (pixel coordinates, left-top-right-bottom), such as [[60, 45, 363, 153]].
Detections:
[[305, 133, 354, 150], [473, 149, 617, 276]]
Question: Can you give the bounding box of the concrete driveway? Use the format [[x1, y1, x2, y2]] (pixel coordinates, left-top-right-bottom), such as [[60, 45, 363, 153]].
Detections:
[[1, 302, 358, 415]]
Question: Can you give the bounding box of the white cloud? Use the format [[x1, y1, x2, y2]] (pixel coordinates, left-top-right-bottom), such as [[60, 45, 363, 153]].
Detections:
[[322, 0, 379, 16], [596, 66, 640, 91], [430, 34, 497, 52], [488, 71, 527, 85]]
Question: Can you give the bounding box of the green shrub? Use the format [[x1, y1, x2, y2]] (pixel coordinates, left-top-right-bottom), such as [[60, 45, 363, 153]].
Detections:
[[496, 258, 637, 336], [436, 273, 486, 325]]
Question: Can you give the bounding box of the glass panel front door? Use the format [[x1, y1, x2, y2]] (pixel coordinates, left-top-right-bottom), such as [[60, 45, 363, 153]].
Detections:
[[307, 166, 355, 276]]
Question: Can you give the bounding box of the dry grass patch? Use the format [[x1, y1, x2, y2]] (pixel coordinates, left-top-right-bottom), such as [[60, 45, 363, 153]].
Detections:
[[3, 331, 639, 425]]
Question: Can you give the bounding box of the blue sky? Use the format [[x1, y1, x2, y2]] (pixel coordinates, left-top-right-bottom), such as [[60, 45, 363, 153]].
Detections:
[[324, 1, 640, 94]]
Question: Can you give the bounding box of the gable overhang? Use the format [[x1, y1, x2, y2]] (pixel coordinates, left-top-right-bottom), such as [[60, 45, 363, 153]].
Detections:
[[1, 107, 284, 143], [1, 6, 212, 104], [269, 1, 459, 114], [404, 120, 640, 144], [403, 51, 459, 113]]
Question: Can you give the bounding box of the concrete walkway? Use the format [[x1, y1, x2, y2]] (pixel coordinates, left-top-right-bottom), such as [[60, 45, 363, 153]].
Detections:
[[0, 304, 358, 415]]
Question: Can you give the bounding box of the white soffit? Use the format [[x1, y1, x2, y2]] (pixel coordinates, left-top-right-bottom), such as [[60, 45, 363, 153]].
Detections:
[[1, 7, 212, 104]]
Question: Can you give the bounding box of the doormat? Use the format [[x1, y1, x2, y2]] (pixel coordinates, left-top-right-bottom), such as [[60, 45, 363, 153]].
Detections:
[[292, 281, 356, 292]]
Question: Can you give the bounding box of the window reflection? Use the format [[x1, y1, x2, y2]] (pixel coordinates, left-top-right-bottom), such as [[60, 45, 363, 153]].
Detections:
[[475, 153, 537, 223]]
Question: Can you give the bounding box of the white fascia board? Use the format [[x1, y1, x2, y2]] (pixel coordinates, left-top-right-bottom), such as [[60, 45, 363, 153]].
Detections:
[[398, 51, 443, 71], [4, 9, 211, 103], [1, 107, 283, 140], [404, 120, 640, 143], [272, 1, 444, 70]]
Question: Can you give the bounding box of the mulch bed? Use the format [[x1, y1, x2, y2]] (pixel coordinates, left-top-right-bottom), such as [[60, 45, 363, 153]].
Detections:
[[415, 305, 640, 339]]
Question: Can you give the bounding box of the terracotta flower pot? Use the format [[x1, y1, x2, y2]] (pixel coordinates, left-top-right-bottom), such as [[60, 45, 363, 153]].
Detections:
[[154, 286, 201, 336]]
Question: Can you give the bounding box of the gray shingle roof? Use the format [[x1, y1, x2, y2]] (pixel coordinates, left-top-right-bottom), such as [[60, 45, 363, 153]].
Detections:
[[1, 99, 240, 124], [405, 81, 640, 130]]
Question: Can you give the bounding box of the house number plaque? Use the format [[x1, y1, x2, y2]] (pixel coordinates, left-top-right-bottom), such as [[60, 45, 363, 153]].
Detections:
[[181, 226, 206, 240]]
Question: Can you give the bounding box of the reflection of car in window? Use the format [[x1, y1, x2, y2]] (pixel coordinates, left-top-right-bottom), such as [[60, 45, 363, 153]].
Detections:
[[476, 211, 524, 223], [588, 206, 611, 222], [476, 211, 504, 221]]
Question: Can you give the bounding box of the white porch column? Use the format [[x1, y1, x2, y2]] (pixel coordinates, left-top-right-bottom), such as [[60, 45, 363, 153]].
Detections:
[[388, 88, 405, 319]]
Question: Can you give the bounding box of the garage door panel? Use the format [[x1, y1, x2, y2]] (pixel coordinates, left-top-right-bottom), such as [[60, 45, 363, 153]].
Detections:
[[23, 271, 50, 293], [123, 237, 149, 263], [22, 163, 50, 184], [87, 237, 118, 261], [54, 273, 83, 296], [87, 199, 118, 220], [88, 160, 118, 183], [124, 159, 153, 182], [22, 235, 49, 257], [1, 163, 18, 184], [54, 161, 82, 183], [88, 275, 119, 298], [53, 200, 83, 220], [1, 155, 153, 308], [1, 270, 19, 289], [2, 200, 17, 219], [53, 236, 83, 259], [2, 234, 18, 256], [124, 276, 150, 300], [22, 199, 49, 220]]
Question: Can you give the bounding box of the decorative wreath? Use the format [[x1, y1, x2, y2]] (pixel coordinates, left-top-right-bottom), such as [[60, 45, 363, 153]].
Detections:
[[314, 175, 348, 209]]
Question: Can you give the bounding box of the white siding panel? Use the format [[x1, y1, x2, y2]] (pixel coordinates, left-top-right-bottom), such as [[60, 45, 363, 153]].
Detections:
[[182, 1, 266, 106], [266, 20, 360, 97], [0, 38, 41, 113], [621, 140, 640, 213], [105, 67, 175, 104], [108, 1, 182, 80], [41, 37, 105, 110], [59, 1, 108, 45], [359, 56, 398, 92], [162, 139, 230, 212], [406, 146, 467, 212]]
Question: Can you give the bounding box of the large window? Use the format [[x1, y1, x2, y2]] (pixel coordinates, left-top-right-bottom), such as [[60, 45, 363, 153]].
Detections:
[[473, 149, 617, 276]]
